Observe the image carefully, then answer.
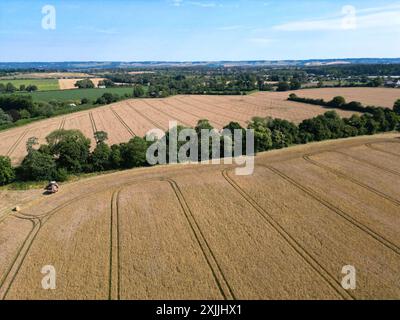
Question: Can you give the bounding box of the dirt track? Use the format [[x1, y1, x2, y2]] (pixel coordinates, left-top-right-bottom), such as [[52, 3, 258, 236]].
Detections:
[[0, 133, 399, 299]]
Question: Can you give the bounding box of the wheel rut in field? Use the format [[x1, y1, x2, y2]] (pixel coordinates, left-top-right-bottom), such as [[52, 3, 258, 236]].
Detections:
[[161, 100, 224, 127], [303, 154, 400, 207], [110, 107, 136, 137], [141, 100, 192, 128], [221, 168, 353, 300], [109, 189, 121, 300], [161, 178, 235, 300], [262, 164, 400, 256], [365, 142, 400, 158], [333, 150, 400, 177], [89, 112, 98, 135], [126, 101, 167, 131], [0, 214, 41, 300], [6, 129, 29, 157]]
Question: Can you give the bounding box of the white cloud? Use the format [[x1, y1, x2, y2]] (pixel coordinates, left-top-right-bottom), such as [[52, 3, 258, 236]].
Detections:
[[273, 4, 400, 31]]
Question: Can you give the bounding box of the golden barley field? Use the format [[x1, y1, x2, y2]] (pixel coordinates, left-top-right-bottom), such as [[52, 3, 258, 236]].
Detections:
[[0, 90, 368, 165], [0, 133, 399, 300], [277, 87, 400, 109]]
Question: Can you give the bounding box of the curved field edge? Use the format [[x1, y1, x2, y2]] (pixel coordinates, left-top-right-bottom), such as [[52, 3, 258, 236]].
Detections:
[[0, 134, 398, 299]]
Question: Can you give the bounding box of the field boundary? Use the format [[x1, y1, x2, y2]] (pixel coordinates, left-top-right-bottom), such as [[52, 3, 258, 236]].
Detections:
[[303, 154, 400, 207], [263, 164, 400, 256], [221, 168, 353, 300]]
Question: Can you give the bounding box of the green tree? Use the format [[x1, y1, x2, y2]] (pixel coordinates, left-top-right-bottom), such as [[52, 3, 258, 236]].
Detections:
[[329, 96, 346, 108], [75, 79, 95, 89], [0, 108, 12, 125], [19, 84, 26, 91], [91, 142, 111, 171], [272, 129, 287, 149], [81, 98, 91, 105], [247, 117, 273, 152], [26, 84, 38, 92], [18, 109, 31, 119], [18, 150, 57, 181], [394, 99, 400, 115], [46, 129, 91, 173], [5, 82, 17, 93], [289, 79, 301, 90], [26, 136, 39, 153], [94, 131, 108, 144], [277, 81, 290, 92], [109, 144, 123, 169], [133, 85, 145, 97], [0, 156, 15, 185], [120, 137, 148, 168]]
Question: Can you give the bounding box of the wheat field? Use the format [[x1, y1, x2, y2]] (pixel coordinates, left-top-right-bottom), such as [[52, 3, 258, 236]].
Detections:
[[0, 90, 367, 165], [0, 133, 399, 300]]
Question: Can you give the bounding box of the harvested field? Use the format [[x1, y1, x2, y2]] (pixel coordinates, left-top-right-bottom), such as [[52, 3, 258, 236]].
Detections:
[[0, 91, 379, 166], [273, 87, 399, 109], [0, 134, 399, 299], [58, 78, 105, 90]]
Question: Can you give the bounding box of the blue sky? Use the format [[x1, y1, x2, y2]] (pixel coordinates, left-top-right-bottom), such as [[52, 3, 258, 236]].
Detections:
[[0, 0, 399, 61]]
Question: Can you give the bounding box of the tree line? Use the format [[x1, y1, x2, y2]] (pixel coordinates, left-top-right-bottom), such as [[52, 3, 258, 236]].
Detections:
[[0, 82, 38, 94], [1, 100, 399, 186]]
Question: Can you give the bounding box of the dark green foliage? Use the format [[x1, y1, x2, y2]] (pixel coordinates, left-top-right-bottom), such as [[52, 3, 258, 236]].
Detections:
[[394, 99, 400, 115], [18, 150, 56, 181], [277, 81, 290, 92], [75, 79, 95, 89], [0, 156, 15, 185], [94, 131, 108, 144], [120, 136, 148, 168], [91, 142, 111, 171], [3, 92, 399, 185], [329, 96, 346, 108], [109, 144, 122, 169], [54, 168, 68, 182], [248, 117, 273, 152], [0, 108, 12, 125], [95, 92, 121, 104], [46, 129, 91, 173], [26, 84, 38, 92], [290, 79, 301, 90], [133, 85, 145, 97]]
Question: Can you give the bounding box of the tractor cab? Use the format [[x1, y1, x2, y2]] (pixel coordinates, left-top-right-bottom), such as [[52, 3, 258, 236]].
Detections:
[[45, 181, 59, 194]]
